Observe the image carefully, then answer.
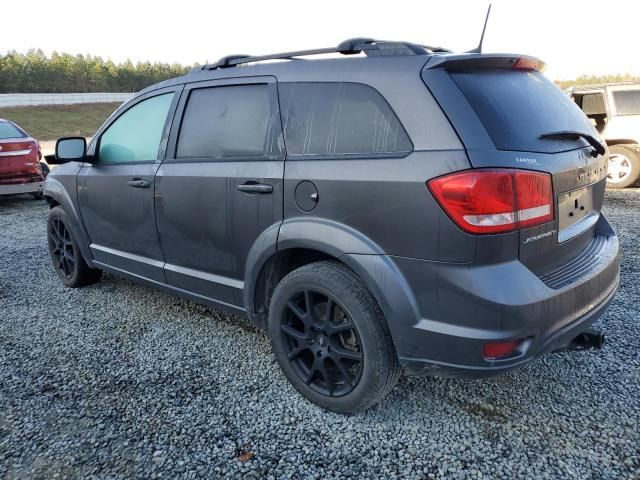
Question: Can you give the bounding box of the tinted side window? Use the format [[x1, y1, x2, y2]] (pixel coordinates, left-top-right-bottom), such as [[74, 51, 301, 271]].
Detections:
[[176, 84, 282, 159], [613, 90, 640, 115], [279, 82, 412, 157], [98, 93, 174, 163]]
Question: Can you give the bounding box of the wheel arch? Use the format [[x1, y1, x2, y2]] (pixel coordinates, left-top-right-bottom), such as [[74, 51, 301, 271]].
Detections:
[[244, 218, 421, 343], [43, 177, 94, 268]]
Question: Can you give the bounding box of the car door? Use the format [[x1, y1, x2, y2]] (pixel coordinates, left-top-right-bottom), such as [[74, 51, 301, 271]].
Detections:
[[155, 76, 284, 307], [78, 86, 181, 282]]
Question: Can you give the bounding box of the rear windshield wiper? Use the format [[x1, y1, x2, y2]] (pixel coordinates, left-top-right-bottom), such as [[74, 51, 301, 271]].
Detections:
[[539, 130, 606, 156]]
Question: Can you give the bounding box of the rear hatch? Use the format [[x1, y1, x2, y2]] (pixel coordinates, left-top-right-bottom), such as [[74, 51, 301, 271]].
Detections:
[[0, 122, 42, 184], [422, 55, 610, 277]]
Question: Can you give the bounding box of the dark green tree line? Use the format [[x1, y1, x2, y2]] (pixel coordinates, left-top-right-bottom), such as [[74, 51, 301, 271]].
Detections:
[[0, 49, 191, 93], [556, 73, 640, 90], [2, 49, 638, 93]]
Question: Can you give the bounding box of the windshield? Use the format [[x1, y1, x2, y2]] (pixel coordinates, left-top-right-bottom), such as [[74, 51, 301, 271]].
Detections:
[[0, 121, 26, 140], [612, 90, 640, 115], [451, 70, 597, 153]]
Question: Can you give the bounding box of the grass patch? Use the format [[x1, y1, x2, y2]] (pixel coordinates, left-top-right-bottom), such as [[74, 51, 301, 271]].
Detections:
[[0, 103, 121, 141]]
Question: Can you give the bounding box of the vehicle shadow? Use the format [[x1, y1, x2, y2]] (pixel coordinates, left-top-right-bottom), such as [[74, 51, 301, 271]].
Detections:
[[0, 194, 45, 207]]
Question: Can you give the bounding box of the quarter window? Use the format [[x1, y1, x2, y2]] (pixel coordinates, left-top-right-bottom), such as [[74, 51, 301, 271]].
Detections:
[[176, 84, 282, 159], [279, 82, 412, 157], [98, 93, 174, 163]]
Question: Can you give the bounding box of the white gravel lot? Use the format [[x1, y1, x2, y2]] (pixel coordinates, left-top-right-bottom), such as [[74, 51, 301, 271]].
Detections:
[[0, 190, 639, 479]]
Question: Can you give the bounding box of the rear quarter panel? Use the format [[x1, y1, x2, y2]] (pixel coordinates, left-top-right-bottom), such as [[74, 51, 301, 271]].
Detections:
[[277, 58, 474, 262]]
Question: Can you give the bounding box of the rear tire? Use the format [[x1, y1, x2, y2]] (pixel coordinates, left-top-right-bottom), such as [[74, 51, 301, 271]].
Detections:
[[47, 206, 102, 287], [268, 261, 401, 413], [607, 145, 640, 188]]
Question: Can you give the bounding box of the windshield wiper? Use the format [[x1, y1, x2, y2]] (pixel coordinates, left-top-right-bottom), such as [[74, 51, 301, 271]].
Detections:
[[539, 130, 606, 156]]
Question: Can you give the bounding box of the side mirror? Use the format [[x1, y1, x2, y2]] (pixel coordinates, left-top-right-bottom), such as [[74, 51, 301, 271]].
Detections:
[[49, 137, 87, 164]]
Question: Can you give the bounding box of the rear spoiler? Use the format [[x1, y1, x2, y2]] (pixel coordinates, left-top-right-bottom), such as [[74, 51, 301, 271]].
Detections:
[[423, 53, 546, 73]]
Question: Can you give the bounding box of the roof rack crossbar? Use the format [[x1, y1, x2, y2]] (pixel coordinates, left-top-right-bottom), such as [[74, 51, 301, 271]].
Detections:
[[201, 38, 449, 71]]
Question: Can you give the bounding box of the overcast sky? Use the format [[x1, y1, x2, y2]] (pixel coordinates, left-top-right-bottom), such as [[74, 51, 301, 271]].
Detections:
[[2, 0, 638, 80]]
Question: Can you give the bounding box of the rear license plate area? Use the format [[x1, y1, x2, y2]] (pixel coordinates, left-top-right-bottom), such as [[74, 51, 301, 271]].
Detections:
[[557, 185, 599, 243]]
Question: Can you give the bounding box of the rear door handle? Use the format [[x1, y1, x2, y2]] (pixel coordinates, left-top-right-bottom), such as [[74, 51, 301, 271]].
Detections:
[[236, 182, 273, 194], [127, 178, 150, 188]]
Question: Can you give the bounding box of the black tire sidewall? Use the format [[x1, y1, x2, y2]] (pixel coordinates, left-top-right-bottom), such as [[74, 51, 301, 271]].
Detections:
[[607, 146, 640, 189], [268, 263, 394, 413]]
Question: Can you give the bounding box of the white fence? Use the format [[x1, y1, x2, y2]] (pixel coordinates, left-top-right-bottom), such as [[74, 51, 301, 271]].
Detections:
[[0, 92, 134, 107]]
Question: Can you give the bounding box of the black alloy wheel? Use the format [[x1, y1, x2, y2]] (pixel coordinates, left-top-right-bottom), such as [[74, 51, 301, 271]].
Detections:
[[269, 261, 401, 413], [280, 289, 364, 397], [49, 217, 75, 279], [47, 206, 102, 288]]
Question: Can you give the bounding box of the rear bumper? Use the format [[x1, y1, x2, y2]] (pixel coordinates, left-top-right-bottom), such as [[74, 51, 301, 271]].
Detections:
[[399, 280, 618, 377], [389, 216, 620, 377], [0, 181, 43, 196]]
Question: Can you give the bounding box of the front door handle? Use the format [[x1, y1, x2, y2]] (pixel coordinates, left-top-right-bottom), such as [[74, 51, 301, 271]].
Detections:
[[236, 182, 273, 194], [127, 178, 150, 188]]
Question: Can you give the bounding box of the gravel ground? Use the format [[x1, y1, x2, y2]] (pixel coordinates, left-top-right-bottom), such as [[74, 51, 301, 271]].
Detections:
[[0, 190, 639, 480]]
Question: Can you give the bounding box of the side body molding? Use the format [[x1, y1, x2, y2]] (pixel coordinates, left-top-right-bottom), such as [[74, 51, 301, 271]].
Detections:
[[43, 163, 95, 269]]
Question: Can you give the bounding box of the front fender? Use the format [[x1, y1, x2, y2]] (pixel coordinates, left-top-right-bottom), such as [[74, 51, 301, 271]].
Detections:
[[43, 166, 94, 268]]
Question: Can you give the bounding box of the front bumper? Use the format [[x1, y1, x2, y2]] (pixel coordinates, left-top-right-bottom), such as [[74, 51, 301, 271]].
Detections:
[[391, 217, 620, 378], [0, 181, 44, 196]]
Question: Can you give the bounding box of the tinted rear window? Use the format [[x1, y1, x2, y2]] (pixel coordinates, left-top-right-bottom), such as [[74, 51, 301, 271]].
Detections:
[[451, 70, 596, 153], [613, 90, 640, 115], [177, 84, 282, 160], [279, 82, 412, 158], [0, 121, 26, 140]]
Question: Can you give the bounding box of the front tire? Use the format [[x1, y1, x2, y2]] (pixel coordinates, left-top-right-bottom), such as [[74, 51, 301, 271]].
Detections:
[[268, 261, 400, 413], [607, 145, 640, 188], [47, 206, 102, 287]]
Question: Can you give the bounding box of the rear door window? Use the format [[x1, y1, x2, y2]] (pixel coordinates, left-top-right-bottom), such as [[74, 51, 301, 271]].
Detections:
[[176, 84, 282, 160], [451, 70, 596, 153], [279, 82, 412, 158], [612, 90, 640, 115]]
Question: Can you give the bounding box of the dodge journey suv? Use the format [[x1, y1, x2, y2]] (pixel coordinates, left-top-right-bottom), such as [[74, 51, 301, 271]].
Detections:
[[45, 39, 620, 413]]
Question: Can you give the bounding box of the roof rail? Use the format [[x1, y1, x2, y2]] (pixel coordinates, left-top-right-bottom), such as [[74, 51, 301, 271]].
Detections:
[[201, 38, 451, 70]]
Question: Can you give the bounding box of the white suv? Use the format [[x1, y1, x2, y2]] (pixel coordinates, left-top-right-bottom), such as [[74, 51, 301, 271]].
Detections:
[[569, 83, 640, 188]]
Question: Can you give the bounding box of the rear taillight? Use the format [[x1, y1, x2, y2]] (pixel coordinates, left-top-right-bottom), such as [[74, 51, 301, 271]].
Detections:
[[427, 169, 553, 234], [0, 140, 37, 161]]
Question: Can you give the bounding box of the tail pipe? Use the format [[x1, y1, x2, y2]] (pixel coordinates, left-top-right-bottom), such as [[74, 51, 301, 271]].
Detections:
[[565, 328, 605, 351]]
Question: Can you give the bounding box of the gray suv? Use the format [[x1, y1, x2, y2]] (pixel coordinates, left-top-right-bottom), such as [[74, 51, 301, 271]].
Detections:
[[45, 39, 620, 413]]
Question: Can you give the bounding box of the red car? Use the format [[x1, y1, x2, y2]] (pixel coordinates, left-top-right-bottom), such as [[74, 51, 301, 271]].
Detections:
[[0, 119, 47, 198]]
